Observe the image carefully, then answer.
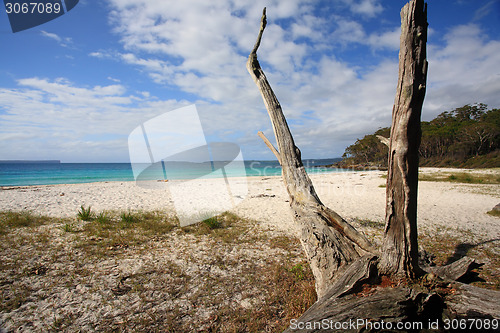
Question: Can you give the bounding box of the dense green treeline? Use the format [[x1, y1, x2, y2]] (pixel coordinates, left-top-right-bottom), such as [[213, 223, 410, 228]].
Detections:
[[339, 103, 500, 168]]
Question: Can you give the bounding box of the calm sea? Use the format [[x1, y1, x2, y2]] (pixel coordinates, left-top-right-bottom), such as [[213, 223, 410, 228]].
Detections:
[[0, 159, 342, 187]]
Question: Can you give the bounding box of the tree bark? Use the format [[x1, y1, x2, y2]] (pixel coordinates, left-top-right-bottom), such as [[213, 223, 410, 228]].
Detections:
[[245, 3, 500, 332], [284, 282, 500, 333], [247, 8, 375, 299], [285, 255, 500, 332], [244, 4, 500, 332], [379, 0, 428, 279]]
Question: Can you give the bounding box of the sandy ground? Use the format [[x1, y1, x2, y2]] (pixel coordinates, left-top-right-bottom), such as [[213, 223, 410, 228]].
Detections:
[[1, 168, 499, 331], [1, 168, 499, 240]]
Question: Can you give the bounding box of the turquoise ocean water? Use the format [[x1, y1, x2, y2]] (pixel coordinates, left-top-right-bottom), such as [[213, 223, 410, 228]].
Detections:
[[0, 159, 343, 187]]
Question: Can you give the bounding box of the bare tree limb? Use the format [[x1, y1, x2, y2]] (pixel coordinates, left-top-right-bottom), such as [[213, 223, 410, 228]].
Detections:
[[257, 131, 281, 165], [247, 7, 374, 298], [376, 135, 390, 147]]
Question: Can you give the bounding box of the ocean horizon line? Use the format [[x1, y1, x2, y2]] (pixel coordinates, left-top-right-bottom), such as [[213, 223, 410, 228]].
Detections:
[[0, 158, 342, 164], [0, 158, 345, 187]]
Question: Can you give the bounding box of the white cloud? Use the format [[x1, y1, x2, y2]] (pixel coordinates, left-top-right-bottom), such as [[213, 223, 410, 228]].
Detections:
[[424, 24, 500, 118], [473, 0, 498, 21], [0, 78, 190, 162], [93, 1, 500, 159], [89, 51, 109, 58], [41, 30, 62, 42], [3, 1, 499, 161], [106, 0, 313, 102], [17, 78, 131, 106], [367, 27, 401, 50], [328, 17, 400, 50], [344, 0, 383, 17], [334, 19, 367, 44], [40, 30, 73, 47]]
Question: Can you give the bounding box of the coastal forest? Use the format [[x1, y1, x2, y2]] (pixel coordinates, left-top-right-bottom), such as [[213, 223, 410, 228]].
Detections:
[[339, 103, 500, 168]]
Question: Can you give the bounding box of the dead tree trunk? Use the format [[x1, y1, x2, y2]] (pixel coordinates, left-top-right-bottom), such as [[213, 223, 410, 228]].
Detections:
[[247, 8, 374, 299], [248, 4, 499, 331], [379, 0, 428, 279]]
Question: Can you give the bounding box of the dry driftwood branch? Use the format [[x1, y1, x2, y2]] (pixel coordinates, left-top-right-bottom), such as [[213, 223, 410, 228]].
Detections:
[[247, 7, 374, 298], [426, 256, 480, 282], [285, 261, 500, 333], [257, 131, 281, 165], [445, 282, 500, 319], [376, 135, 390, 147], [379, 0, 428, 279]]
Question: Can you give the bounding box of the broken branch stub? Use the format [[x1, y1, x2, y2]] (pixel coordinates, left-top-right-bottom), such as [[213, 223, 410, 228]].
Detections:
[[257, 131, 281, 165]]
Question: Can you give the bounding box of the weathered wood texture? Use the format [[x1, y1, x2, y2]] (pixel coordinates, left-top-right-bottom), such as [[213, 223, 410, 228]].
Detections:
[[245, 3, 500, 332], [376, 135, 390, 147], [445, 283, 500, 319], [380, 0, 428, 279], [426, 256, 480, 282], [247, 8, 374, 299], [257, 131, 281, 165], [284, 282, 500, 333], [285, 255, 500, 332]]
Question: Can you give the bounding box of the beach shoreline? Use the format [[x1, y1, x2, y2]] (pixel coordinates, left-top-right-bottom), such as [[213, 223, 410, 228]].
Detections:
[[1, 167, 499, 331], [1, 167, 498, 239]]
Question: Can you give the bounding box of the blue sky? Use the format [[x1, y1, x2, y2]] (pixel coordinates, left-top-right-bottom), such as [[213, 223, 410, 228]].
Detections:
[[1, 0, 499, 162]]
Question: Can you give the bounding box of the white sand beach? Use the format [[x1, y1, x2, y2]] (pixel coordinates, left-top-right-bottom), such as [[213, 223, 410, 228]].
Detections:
[[1, 167, 499, 331], [1, 168, 499, 240]]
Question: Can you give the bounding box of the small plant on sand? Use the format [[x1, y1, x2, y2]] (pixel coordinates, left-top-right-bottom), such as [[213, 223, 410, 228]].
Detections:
[[61, 223, 75, 233], [0, 211, 51, 229], [120, 211, 136, 224], [487, 209, 500, 218], [288, 263, 307, 280], [95, 211, 111, 224], [419, 172, 500, 184], [77, 205, 95, 221], [202, 216, 221, 230], [355, 218, 384, 228]]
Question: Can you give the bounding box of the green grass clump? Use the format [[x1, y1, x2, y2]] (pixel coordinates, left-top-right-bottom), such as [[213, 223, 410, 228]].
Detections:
[[120, 211, 136, 224], [419, 172, 500, 184], [487, 209, 500, 217], [288, 263, 307, 280], [180, 212, 250, 243], [76, 210, 177, 256], [0, 211, 52, 235], [77, 205, 95, 221], [95, 211, 111, 224], [61, 223, 76, 233], [355, 218, 384, 229], [202, 216, 221, 230]]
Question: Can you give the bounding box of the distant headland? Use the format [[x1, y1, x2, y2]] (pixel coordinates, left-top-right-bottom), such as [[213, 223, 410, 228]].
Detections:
[[0, 160, 61, 164]]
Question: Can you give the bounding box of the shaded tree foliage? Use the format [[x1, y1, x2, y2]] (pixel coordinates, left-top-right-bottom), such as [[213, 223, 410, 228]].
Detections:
[[341, 104, 500, 168]]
